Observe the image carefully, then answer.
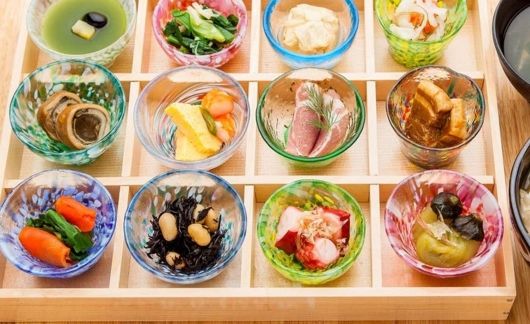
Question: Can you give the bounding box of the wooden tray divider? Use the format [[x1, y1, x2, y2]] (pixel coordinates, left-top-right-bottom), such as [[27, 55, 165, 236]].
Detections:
[[240, 185, 255, 287], [369, 184, 382, 287]]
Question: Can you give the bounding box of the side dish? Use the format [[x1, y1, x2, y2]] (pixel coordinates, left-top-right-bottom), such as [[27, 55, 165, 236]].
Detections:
[[389, 0, 448, 41], [275, 205, 350, 270], [19, 196, 96, 267], [518, 189, 530, 234], [281, 4, 340, 55], [286, 82, 352, 157], [37, 91, 110, 150], [164, 88, 236, 161], [405, 80, 467, 148], [163, 2, 239, 56], [412, 192, 484, 268], [145, 196, 224, 273]]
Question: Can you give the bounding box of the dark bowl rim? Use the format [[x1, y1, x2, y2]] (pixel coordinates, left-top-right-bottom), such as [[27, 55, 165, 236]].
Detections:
[[509, 137, 530, 250], [492, 1, 530, 88], [256, 68, 366, 163], [0, 169, 117, 278], [385, 65, 486, 152], [123, 169, 248, 284], [8, 59, 127, 158]]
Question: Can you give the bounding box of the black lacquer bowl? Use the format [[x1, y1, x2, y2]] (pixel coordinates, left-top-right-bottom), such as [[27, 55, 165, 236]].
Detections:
[[509, 138, 530, 263], [493, 0, 530, 102]]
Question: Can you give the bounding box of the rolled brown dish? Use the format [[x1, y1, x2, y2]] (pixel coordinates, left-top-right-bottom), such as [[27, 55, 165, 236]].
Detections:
[[37, 91, 82, 141]]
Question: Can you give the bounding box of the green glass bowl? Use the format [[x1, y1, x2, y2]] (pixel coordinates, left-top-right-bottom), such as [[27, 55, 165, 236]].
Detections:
[[256, 68, 365, 168], [375, 0, 468, 68], [9, 60, 126, 165], [257, 180, 366, 285]]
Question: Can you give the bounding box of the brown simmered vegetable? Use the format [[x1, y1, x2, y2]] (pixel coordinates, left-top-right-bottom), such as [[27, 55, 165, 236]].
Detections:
[[405, 81, 468, 148], [55, 103, 111, 150], [431, 192, 463, 221], [37, 91, 82, 141]]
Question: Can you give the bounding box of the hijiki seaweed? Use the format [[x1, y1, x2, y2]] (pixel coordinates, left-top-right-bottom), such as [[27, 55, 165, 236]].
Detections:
[[145, 196, 225, 274]]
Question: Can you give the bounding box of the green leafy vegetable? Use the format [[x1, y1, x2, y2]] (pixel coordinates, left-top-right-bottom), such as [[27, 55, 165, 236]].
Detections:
[[27, 210, 93, 260], [187, 6, 225, 42]]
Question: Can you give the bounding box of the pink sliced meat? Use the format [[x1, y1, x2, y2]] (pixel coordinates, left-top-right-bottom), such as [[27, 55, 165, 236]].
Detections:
[[309, 90, 350, 157], [286, 82, 322, 156], [275, 206, 303, 254]]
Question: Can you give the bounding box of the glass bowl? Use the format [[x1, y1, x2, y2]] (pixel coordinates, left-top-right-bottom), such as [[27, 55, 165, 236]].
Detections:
[[152, 0, 248, 67], [124, 170, 247, 284], [257, 179, 366, 285], [256, 68, 365, 168], [134, 66, 250, 171], [27, 0, 137, 67], [509, 137, 530, 263], [263, 0, 359, 69], [375, 0, 467, 68], [0, 169, 116, 278], [386, 66, 484, 169], [384, 170, 504, 278], [9, 60, 126, 165]]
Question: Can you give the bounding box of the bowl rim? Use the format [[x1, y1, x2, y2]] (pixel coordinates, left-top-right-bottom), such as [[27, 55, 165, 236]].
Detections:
[[384, 169, 504, 277], [133, 65, 250, 169], [509, 137, 530, 250], [492, 1, 530, 87], [374, 0, 468, 45], [262, 0, 359, 60], [256, 179, 366, 282], [26, 0, 137, 59], [123, 169, 247, 284], [9, 59, 127, 159], [385, 65, 486, 152], [152, 0, 248, 61], [0, 169, 117, 278], [256, 68, 366, 163]]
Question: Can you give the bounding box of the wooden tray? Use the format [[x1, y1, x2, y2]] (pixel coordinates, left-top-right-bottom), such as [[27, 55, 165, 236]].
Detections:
[[0, 0, 516, 321]]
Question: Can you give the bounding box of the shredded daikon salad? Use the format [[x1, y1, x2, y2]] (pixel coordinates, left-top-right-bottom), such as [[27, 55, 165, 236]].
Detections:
[[389, 0, 448, 41]]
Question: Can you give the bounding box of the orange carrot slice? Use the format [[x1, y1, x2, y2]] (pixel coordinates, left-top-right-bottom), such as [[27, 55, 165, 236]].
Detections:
[[55, 196, 96, 233], [19, 227, 70, 268]]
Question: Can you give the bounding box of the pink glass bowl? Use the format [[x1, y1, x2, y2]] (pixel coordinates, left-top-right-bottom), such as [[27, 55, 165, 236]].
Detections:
[[152, 0, 248, 67], [384, 170, 504, 278]]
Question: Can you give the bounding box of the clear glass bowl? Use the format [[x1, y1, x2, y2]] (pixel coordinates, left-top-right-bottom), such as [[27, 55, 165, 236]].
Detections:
[[375, 0, 467, 68], [0, 169, 116, 278], [27, 0, 137, 67], [386, 66, 484, 169], [152, 0, 248, 67], [257, 179, 366, 285], [384, 170, 504, 278], [263, 0, 359, 69], [9, 60, 127, 165], [256, 68, 365, 168], [124, 170, 247, 284], [134, 66, 250, 171]]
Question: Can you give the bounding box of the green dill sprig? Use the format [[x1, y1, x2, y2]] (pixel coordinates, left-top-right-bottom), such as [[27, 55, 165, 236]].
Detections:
[[304, 84, 339, 131]]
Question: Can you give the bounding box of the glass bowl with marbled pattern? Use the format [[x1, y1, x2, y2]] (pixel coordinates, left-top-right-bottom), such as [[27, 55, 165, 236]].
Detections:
[[0, 169, 116, 278], [9, 60, 126, 165], [152, 0, 247, 67], [27, 0, 136, 67], [257, 179, 366, 285], [384, 170, 503, 278], [124, 170, 247, 284], [386, 66, 485, 169], [375, 0, 467, 68]]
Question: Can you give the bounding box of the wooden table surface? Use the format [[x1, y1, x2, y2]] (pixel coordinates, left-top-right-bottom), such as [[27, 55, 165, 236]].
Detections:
[[0, 0, 528, 323]]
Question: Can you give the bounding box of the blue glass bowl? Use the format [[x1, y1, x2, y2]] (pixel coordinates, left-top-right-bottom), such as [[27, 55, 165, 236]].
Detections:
[[124, 170, 247, 284], [263, 0, 359, 69], [9, 60, 127, 165], [0, 169, 116, 278]]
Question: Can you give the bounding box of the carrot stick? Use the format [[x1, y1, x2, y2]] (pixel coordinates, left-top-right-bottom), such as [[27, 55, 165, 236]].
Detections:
[[19, 227, 70, 268], [55, 196, 96, 232]]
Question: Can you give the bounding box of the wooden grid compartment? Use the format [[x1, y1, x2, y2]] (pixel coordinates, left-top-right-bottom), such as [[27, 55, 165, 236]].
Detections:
[[0, 0, 516, 321]]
